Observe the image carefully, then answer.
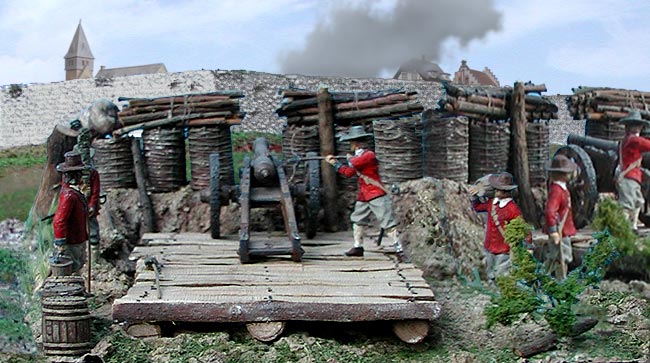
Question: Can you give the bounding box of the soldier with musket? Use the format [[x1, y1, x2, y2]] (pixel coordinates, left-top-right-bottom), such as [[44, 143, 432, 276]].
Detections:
[[616, 110, 650, 232], [53, 150, 89, 274], [325, 126, 406, 262]]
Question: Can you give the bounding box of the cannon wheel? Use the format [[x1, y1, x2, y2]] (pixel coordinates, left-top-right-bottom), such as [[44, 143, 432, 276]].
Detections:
[[304, 152, 321, 239], [210, 153, 221, 239], [554, 145, 598, 229]]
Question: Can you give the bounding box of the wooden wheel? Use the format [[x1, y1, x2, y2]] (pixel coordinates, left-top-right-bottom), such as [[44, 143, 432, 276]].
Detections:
[[393, 320, 429, 344], [304, 151, 321, 239], [554, 145, 598, 229], [210, 153, 221, 239], [246, 321, 286, 342]]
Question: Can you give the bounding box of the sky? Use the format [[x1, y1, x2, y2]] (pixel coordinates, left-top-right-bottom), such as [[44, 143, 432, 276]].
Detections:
[[0, 0, 649, 95]]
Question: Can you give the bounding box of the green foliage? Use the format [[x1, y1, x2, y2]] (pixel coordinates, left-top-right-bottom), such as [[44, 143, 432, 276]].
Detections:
[[231, 131, 281, 149], [0, 188, 39, 221], [484, 218, 618, 337], [105, 332, 153, 363], [0, 249, 28, 284], [591, 197, 638, 255]]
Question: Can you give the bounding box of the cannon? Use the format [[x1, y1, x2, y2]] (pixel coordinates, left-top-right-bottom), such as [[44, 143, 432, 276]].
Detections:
[[206, 137, 321, 263], [564, 133, 650, 227]]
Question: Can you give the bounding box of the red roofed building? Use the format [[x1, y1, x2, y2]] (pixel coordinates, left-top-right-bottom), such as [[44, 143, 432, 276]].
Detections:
[[453, 60, 500, 87]]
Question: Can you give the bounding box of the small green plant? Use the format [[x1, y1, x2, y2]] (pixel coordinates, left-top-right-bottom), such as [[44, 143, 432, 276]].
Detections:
[[591, 197, 637, 254], [484, 217, 618, 337]]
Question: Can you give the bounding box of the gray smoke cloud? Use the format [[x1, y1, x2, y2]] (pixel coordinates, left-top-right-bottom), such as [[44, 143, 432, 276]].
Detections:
[[279, 0, 502, 77]]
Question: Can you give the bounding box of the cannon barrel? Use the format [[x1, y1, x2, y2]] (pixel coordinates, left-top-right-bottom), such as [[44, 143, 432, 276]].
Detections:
[[567, 134, 619, 152], [252, 137, 277, 185]]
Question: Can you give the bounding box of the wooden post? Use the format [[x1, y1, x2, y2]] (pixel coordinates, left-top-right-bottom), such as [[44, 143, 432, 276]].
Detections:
[[510, 82, 539, 226], [317, 86, 339, 232], [131, 137, 155, 233]]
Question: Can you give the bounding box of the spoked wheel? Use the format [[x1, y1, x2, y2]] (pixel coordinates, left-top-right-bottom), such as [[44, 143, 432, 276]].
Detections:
[[304, 151, 321, 239], [554, 145, 598, 228]]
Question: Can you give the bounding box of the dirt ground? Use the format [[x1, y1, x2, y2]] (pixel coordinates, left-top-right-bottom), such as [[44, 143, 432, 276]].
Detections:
[[3, 177, 650, 362]]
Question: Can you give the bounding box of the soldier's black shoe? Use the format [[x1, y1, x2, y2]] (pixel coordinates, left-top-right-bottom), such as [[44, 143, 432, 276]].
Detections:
[[344, 247, 364, 257], [396, 251, 409, 263]]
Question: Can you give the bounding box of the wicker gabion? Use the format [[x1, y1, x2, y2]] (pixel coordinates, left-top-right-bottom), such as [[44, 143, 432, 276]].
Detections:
[[92, 137, 136, 190], [468, 120, 510, 183], [373, 117, 423, 184], [142, 127, 187, 193], [422, 110, 469, 183], [527, 121, 550, 187], [188, 125, 234, 191], [282, 124, 320, 184]]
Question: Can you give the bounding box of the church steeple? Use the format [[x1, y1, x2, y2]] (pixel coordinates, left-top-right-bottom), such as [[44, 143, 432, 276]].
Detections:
[[64, 20, 94, 80]]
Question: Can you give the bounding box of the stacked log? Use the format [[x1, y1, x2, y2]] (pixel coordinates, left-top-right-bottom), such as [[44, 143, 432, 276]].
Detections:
[[568, 86, 650, 141], [276, 89, 424, 126], [114, 91, 245, 136], [568, 86, 650, 121], [92, 137, 136, 190], [439, 83, 558, 121], [422, 110, 469, 183], [373, 117, 423, 184], [469, 120, 510, 183]]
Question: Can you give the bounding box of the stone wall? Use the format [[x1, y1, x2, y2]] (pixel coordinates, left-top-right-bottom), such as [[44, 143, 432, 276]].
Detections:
[[0, 69, 581, 149]]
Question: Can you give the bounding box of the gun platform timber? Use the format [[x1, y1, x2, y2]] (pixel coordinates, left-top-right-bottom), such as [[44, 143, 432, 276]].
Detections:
[[112, 231, 441, 343]]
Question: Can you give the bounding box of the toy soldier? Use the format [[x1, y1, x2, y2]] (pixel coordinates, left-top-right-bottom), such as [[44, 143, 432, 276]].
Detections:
[[544, 154, 578, 280], [325, 126, 405, 262], [53, 150, 89, 274], [470, 172, 524, 280], [616, 110, 650, 232]]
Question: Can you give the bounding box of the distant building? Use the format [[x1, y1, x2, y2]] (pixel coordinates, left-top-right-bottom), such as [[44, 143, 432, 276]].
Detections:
[[95, 63, 168, 79], [393, 57, 450, 82], [64, 21, 94, 80], [453, 60, 500, 87]]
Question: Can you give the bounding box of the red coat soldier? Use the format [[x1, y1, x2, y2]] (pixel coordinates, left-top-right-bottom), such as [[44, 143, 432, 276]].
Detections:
[[471, 172, 524, 280], [616, 110, 650, 231], [544, 154, 578, 280], [53, 150, 89, 273], [325, 126, 405, 262]]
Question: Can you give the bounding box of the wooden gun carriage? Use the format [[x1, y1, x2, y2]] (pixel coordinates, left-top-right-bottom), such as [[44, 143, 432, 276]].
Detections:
[[560, 133, 650, 227], [203, 137, 321, 263]]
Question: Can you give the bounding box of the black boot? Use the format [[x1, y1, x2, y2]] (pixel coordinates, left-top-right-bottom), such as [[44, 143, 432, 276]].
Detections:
[[344, 247, 364, 257]]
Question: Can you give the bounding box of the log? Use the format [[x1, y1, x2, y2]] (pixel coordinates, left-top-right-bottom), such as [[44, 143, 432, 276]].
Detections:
[[119, 109, 233, 126], [392, 320, 430, 344], [125, 323, 161, 339], [246, 321, 286, 342], [119, 99, 240, 117], [510, 82, 540, 227], [514, 317, 598, 358], [118, 90, 244, 104], [186, 117, 242, 127], [113, 111, 233, 136], [523, 83, 547, 93], [131, 138, 155, 233], [453, 100, 508, 119], [317, 87, 339, 233]]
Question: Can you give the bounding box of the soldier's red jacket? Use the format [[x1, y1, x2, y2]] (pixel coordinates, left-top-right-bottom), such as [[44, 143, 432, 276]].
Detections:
[[53, 184, 88, 245], [620, 134, 650, 184], [88, 168, 101, 214], [472, 197, 523, 254], [545, 181, 576, 237], [335, 149, 386, 202]]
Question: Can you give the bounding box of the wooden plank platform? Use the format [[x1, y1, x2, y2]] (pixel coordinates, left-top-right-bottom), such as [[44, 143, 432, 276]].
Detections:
[[112, 232, 441, 324]]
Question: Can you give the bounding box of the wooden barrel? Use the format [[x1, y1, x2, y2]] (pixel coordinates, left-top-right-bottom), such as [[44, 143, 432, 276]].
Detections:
[[41, 276, 85, 298], [188, 125, 234, 191], [92, 137, 136, 190], [48, 255, 73, 277], [42, 296, 91, 356], [422, 110, 469, 183], [142, 127, 187, 193]]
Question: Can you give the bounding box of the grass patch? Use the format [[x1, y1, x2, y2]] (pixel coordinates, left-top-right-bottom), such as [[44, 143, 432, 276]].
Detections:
[[231, 131, 281, 150], [0, 188, 39, 221], [0, 145, 47, 177]]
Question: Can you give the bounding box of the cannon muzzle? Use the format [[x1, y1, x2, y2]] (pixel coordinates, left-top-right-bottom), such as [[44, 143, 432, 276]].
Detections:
[[567, 134, 619, 152], [252, 137, 277, 186]]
